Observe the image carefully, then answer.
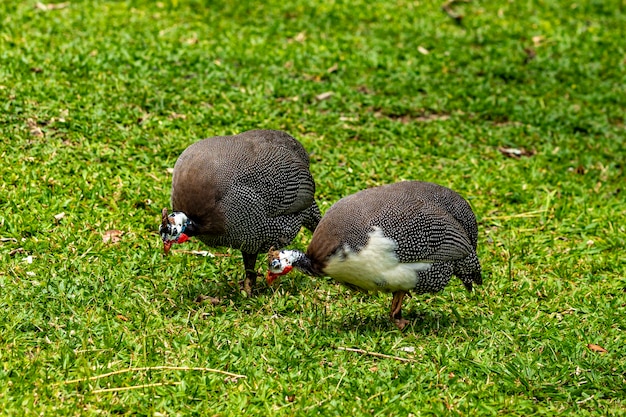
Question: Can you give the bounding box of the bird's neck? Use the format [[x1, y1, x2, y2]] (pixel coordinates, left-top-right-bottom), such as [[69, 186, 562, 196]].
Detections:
[[182, 217, 198, 236], [287, 250, 322, 277]]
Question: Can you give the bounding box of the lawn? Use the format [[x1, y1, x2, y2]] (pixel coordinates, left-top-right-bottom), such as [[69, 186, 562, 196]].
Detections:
[[1, 0, 625, 415]]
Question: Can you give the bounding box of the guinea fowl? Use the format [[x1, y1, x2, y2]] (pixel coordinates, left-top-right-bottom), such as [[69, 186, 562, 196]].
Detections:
[[160, 129, 321, 295], [267, 181, 482, 329]]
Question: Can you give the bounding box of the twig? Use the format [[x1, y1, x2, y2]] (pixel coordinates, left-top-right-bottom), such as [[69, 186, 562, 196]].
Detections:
[[59, 366, 246, 385], [92, 381, 182, 394], [336, 347, 416, 363], [576, 395, 595, 405]]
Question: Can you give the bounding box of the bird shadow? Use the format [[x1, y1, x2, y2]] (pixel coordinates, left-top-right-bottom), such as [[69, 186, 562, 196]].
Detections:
[[307, 304, 469, 335]]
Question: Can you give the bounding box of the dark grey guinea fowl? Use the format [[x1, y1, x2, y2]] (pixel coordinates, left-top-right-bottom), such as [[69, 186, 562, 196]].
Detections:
[[267, 181, 481, 329], [160, 129, 321, 295]]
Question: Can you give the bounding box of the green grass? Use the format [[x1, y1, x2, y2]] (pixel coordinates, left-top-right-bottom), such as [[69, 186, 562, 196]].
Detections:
[[1, 0, 625, 415]]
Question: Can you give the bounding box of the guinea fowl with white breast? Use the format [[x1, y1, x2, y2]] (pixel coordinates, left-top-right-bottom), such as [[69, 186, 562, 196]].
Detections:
[[267, 181, 482, 329], [160, 129, 321, 295]]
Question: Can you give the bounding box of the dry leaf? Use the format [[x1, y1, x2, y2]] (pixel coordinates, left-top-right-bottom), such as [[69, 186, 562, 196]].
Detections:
[[294, 32, 306, 43], [169, 112, 187, 120], [417, 46, 430, 55], [26, 118, 44, 137], [523, 47, 536, 63], [498, 147, 536, 159], [9, 248, 25, 256], [35, 2, 70, 11], [195, 295, 221, 305], [102, 229, 123, 244], [587, 344, 607, 353], [116, 314, 129, 322], [54, 212, 65, 221], [315, 91, 334, 101], [532, 35, 544, 46], [369, 366, 378, 372], [166, 167, 175, 174], [326, 63, 338, 73]]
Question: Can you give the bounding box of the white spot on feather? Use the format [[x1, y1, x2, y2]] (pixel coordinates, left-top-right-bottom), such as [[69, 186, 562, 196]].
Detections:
[[324, 227, 432, 292]]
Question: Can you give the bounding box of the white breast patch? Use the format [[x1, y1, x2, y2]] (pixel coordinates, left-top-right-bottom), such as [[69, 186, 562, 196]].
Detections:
[[323, 227, 432, 292]]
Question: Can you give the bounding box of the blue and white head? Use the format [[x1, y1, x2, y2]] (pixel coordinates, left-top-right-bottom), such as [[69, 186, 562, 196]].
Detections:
[[160, 208, 190, 254], [266, 247, 298, 285]]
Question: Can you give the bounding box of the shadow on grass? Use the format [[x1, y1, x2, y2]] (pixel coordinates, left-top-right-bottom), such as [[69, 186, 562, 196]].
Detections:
[[311, 305, 476, 335]]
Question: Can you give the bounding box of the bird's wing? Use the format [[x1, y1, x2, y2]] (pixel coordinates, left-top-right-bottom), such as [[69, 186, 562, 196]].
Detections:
[[234, 145, 316, 217], [372, 200, 474, 264]]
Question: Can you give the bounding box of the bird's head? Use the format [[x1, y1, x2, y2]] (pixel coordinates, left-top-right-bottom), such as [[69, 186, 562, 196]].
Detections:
[[159, 208, 190, 254], [266, 247, 295, 285]]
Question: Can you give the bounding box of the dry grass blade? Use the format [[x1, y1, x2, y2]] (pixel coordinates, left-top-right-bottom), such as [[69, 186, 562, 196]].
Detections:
[[336, 347, 416, 363], [482, 210, 547, 221], [92, 381, 182, 394], [59, 366, 246, 385]]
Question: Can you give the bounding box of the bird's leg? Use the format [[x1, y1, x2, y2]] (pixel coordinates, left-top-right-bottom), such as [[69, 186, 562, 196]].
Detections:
[[241, 252, 258, 297], [390, 290, 409, 330]]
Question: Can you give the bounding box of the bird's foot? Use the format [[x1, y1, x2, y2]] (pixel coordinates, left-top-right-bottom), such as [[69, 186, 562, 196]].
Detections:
[[240, 273, 258, 297], [390, 290, 408, 330], [393, 317, 409, 330]]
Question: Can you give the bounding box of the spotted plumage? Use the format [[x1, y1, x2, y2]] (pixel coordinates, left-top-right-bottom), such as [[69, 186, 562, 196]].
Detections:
[[267, 181, 481, 329], [160, 129, 321, 295]]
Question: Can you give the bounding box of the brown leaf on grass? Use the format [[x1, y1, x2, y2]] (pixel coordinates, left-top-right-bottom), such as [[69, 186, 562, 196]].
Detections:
[[35, 2, 70, 11], [26, 118, 44, 137], [587, 344, 608, 354], [54, 212, 65, 222], [442, 0, 469, 23], [195, 295, 221, 305], [102, 230, 123, 244], [417, 46, 430, 55], [9, 248, 25, 257], [498, 147, 536, 159], [116, 314, 129, 322], [523, 47, 536, 64]]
